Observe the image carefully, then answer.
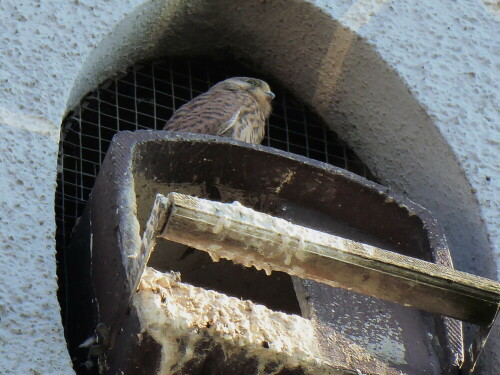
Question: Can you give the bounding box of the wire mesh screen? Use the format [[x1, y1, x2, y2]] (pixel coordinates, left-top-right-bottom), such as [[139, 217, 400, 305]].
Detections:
[[55, 57, 375, 253]]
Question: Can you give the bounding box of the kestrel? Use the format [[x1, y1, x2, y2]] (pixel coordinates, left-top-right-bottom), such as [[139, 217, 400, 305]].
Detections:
[[164, 77, 275, 144]]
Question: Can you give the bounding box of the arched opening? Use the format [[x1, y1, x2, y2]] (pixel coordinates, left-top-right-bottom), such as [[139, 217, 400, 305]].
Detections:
[[65, 0, 493, 280], [57, 0, 495, 372]]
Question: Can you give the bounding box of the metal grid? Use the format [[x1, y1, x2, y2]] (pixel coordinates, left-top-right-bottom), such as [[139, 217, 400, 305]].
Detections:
[[55, 57, 375, 254]]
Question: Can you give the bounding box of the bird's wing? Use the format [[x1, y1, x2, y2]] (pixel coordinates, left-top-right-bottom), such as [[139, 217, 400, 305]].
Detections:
[[164, 90, 245, 136], [216, 109, 240, 136]]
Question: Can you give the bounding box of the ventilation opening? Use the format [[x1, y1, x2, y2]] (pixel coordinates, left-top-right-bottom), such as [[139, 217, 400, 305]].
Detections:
[[55, 55, 377, 336]]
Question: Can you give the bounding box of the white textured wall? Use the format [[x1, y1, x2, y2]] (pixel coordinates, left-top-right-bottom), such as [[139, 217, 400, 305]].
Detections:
[[0, 0, 498, 374]]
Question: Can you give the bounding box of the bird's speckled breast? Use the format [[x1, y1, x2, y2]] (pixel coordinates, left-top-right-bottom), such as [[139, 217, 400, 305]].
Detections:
[[230, 102, 266, 144]]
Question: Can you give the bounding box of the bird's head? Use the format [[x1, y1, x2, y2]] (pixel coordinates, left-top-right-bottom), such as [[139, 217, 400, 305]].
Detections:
[[214, 77, 275, 115]]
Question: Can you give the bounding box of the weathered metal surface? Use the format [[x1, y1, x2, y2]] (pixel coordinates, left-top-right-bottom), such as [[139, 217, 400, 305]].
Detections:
[[66, 130, 467, 374]]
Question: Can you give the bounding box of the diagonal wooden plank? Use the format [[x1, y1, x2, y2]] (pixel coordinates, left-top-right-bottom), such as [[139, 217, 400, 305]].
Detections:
[[154, 192, 500, 326]]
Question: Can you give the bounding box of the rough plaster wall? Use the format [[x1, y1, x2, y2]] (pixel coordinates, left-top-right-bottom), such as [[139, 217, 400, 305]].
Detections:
[[0, 1, 166, 373], [0, 0, 498, 374], [0, 114, 69, 374], [330, 0, 500, 274]]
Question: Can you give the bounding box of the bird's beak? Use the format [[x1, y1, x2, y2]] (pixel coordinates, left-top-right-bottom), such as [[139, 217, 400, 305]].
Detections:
[[265, 91, 275, 100]]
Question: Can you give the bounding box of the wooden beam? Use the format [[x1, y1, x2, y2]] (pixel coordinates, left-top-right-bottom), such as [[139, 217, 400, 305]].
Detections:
[[154, 193, 500, 325]]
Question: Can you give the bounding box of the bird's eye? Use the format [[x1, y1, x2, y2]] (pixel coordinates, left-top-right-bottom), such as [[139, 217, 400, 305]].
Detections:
[[246, 79, 260, 87]]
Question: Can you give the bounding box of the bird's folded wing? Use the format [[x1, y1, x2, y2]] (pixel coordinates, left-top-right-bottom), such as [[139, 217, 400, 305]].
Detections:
[[164, 91, 245, 136], [216, 109, 240, 136]]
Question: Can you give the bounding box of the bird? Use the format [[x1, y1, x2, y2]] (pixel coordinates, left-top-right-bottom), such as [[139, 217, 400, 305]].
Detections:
[[164, 77, 275, 144], [164, 77, 274, 262]]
